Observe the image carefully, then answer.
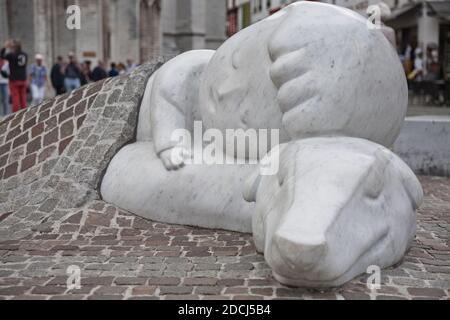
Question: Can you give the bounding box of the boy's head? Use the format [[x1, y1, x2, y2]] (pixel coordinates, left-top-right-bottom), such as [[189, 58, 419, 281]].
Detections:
[[200, 2, 407, 147]]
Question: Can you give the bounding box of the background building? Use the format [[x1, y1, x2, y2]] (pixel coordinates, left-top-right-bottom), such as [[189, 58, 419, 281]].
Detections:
[[328, 0, 450, 80], [384, 1, 450, 79], [227, 0, 291, 36], [0, 0, 227, 67], [226, 0, 449, 78]]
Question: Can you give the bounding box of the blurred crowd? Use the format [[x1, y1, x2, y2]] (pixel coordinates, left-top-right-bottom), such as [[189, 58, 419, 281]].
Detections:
[[399, 43, 450, 106], [3, 37, 448, 119], [0, 39, 139, 117]]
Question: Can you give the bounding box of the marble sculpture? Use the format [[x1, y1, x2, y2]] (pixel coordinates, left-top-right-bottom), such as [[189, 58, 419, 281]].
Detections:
[[101, 2, 423, 287]]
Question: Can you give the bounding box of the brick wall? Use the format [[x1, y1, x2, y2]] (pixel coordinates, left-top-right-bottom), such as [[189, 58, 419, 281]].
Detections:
[[0, 82, 101, 181], [0, 60, 164, 240]]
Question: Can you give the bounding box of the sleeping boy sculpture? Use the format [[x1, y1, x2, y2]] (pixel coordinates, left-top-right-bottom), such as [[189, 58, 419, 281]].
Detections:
[[101, 2, 423, 287]]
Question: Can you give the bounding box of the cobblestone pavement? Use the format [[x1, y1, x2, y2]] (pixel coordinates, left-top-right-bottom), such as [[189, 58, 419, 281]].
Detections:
[[0, 62, 448, 300], [0, 175, 448, 300]]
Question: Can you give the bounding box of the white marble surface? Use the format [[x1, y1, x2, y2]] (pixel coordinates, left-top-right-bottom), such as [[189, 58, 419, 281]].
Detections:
[[199, 2, 408, 149], [248, 137, 422, 287], [137, 50, 214, 146], [101, 2, 422, 288], [101, 142, 256, 233]]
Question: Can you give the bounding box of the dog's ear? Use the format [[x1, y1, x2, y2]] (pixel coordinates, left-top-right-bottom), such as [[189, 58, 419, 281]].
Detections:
[[243, 170, 262, 203], [375, 147, 424, 211], [397, 159, 424, 211], [363, 148, 391, 199]]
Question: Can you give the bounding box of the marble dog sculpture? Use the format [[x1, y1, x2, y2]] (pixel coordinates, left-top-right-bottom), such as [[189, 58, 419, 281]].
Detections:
[[101, 2, 423, 287]]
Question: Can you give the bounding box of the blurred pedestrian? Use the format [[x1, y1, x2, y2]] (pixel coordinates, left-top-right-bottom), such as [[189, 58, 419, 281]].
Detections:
[[91, 60, 108, 82], [50, 56, 66, 95], [1, 39, 28, 112], [425, 49, 442, 81], [408, 47, 425, 105], [29, 54, 48, 106], [403, 44, 413, 75], [109, 62, 119, 77], [424, 49, 443, 104], [64, 52, 82, 93], [117, 63, 127, 75], [408, 48, 424, 82], [126, 58, 137, 74], [0, 58, 10, 116], [80, 60, 93, 86]]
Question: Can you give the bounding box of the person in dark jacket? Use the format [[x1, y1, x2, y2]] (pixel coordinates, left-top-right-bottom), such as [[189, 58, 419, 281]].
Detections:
[[109, 63, 119, 77], [91, 60, 108, 82], [64, 52, 82, 93], [50, 56, 66, 95], [1, 39, 28, 112], [79, 60, 92, 86]]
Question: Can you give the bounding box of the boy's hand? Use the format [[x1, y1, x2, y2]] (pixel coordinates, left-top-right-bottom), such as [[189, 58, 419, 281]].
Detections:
[[159, 147, 187, 171]]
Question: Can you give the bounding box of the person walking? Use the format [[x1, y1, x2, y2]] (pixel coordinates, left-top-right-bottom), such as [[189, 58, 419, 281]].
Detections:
[[1, 39, 28, 112], [425, 49, 442, 81], [64, 52, 82, 93], [109, 62, 119, 77], [411, 48, 424, 81], [29, 54, 48, 106], [91, 60, 108, 82], [117, 63, 127, 75], [80, 60, 92, 86], [126, 59, 137, 74], [50, 56, 66, 95], [0, 58, 10, 116], [408, 47, 425, 105]]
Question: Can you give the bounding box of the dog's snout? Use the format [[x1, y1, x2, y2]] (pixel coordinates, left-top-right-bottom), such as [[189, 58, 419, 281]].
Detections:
[[273, 230, 327, 272]]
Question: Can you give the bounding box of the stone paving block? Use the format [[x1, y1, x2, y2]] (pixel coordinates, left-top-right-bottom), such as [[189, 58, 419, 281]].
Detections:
[[407, 287, 446, 298], [94, 286, 128, 295], [194, 286, 224, 295], [159, 286, 194, 295], [114, 277, 147, 285], [32, 286, 67, 295], [131, 285, 157, 296]]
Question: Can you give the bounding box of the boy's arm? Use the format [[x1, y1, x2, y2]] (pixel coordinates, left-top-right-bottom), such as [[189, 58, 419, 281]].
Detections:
[[151, 90, 188, 171], [151, 87, 186, 156], [148, 50, 215, 170]]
